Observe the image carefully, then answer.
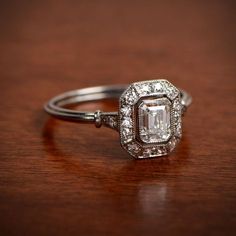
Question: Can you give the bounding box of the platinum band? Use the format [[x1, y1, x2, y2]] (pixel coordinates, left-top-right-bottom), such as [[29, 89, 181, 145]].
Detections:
[[44, 84, 192, 131]]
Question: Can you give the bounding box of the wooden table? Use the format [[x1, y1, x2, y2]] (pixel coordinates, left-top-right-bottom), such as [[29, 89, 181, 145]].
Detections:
[[0, 1, 235, 235]]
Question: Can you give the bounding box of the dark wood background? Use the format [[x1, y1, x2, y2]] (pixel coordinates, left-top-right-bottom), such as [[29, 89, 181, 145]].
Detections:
[[0, 1, 235, 235]]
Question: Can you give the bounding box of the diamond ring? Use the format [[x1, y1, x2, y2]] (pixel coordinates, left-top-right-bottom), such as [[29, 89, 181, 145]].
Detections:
[[44, 79, 192, 159]]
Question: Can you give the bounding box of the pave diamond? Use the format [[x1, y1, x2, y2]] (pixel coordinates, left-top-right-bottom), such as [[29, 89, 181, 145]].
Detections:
[[138, 97, 171, 143]]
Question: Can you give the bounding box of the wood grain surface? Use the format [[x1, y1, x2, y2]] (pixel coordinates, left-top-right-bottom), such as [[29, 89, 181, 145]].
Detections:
[[0, 1, 235, 235]]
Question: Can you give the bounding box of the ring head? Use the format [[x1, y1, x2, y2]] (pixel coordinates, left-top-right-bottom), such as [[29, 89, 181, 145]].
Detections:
[[119, 79, 182, 159]]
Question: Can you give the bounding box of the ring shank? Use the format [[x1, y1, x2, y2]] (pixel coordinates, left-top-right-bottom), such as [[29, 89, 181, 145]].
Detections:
[[44, 84, 192, 127]]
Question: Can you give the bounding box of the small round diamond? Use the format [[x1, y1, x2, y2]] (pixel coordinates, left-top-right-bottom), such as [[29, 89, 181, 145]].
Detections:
[[142, 149, 151, 158], [157, 148, 163, 154], [168, 137, 177, 151], [153, 82, 163, 92], [175, 123, 182, 137], [122, 127, 132, 139], [128, 143, 140, 154], [158, 146, 167, 154], [144, 84, 150, 91], [173, 99, 182, 111], [174, 110, 178, 117], [124, 88, 138, 105], [135, 83, 150, 95], [121, 118, 132, 128], [120, 106, 131, 117]]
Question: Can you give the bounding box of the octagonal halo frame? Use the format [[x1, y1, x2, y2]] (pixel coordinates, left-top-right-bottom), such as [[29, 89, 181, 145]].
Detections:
[[119, 79, 183, 159]]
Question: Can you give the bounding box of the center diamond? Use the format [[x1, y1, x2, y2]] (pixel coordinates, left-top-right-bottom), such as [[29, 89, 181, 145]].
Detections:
[[138, 97, 171, 143]]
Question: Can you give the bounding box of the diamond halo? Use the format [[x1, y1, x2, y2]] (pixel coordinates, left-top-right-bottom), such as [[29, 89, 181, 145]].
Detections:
[[119, 79, 182, 158]]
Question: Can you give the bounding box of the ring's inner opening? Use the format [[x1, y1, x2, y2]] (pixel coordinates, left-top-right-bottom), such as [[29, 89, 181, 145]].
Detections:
[[63, 98, 119, 112], [55, 86, 125, 112]]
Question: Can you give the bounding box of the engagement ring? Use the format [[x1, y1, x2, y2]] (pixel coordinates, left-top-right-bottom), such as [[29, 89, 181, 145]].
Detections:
[[44, 79, 192, 159]]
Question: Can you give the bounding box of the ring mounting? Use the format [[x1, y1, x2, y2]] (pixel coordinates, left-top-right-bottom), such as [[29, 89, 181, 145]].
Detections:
[[44, 79, 192, 159]]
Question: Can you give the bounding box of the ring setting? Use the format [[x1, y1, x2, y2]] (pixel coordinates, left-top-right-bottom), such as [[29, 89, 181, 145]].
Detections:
[[119, 80, 183, 158], [45, 79, 192, 159]]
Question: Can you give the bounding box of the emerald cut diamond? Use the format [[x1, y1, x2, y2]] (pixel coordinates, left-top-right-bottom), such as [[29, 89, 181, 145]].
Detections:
[[138, 98, 171, 143]]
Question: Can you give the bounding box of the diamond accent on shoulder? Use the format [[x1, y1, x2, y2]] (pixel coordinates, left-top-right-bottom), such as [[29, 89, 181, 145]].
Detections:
[[101, 114, 118, 130]]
